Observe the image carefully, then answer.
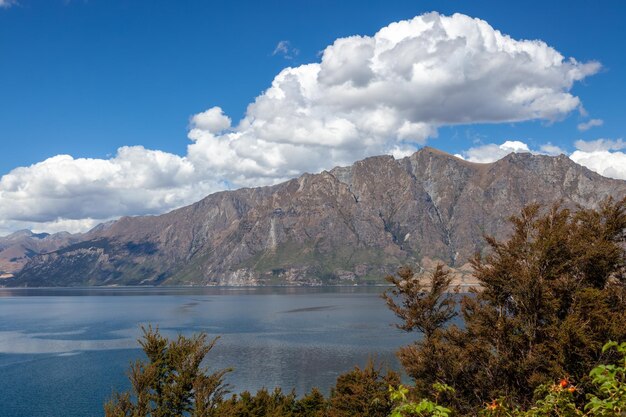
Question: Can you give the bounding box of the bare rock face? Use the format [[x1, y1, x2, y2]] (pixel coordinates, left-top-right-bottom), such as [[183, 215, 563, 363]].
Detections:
[[10, 148, 626, 287]]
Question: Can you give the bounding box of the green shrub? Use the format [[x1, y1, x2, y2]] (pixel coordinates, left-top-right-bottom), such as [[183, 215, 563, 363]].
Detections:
[[389, 384, 454, 417], [394, 341, 626, 417]]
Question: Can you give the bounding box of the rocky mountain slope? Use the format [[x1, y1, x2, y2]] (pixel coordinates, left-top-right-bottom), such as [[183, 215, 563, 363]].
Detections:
[[8, 148, 626, 287], [0, 230, 81, 278]]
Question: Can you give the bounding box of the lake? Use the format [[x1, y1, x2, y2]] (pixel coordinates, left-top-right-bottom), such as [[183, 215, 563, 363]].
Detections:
[[0, 287, 416, 417]]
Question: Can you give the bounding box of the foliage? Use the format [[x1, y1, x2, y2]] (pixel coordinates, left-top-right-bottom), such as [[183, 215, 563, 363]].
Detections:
[[328, 360, 400, 417], [389, 384, 454, 417], [175, 359, 398, 417], [216, 388, 315, 417], [382, 264, 458, 338], [584, 341, 626, 416], [383, 197, 626, 414], [394, 341, 626, 417], [105, 327, 402, 417], [104, 325, 231, 417], [513, 379, 581, 417]]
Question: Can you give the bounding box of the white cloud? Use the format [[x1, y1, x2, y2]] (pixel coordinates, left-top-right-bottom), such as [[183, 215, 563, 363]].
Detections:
[[272, 40, 299, 59], [0, 12, 603, 234], [189, 106, 231, 133], [0, 218, 103, 237], [539, 143, 566, 156], [0, 0, 16, 8], [457, 138, 626, 181], [570, 150, 626, 180], [577, 118, 604, 131], [0, 147, 219, 226], [459, 139, 568, 163], [460, 140, 531, 163], [183, 12, 598, 182], [573, 138, 625, 152], [569, 138, 626, 180]]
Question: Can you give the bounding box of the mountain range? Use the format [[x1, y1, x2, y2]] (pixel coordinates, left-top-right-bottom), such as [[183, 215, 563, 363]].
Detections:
[[0, 230, 81, 278], [3, 147, 625, 287]]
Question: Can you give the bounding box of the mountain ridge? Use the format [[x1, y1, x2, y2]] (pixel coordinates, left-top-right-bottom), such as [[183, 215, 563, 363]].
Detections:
[[6, 147, 626, 287], [0, 230, 82, 277]]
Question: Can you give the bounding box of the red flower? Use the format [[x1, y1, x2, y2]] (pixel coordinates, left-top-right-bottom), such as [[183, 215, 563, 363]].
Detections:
[[486, 399, 499, 410]]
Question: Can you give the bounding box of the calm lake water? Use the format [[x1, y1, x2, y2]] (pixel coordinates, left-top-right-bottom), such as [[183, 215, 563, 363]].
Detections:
[[0, 286, 416, 417]]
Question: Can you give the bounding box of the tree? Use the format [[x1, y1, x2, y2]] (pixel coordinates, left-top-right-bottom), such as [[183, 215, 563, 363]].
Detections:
[[387, 341, 626, 416], [327, 359, 400, 417], [382, 264, 458, 339], [294, 388, 328, 417], [213, 387, 301, 416], [104, 328, 401, 417], [382, 264, 463, 400], [104, 326, 231, 417], [385, 197, 626, 414]]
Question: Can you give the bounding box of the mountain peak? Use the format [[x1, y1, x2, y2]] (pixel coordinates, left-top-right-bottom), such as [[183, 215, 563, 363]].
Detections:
[[416, 146, 455, 157], [9, 149, 626, 287], [411, 146, 488, 167], [7, 229, 35, 238], [0, 230, 77, 275]]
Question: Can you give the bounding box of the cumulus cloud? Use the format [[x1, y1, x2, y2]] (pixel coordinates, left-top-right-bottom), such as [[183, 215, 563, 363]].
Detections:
[[189, 106, 231, 133], [456, 140, 566, 163], [184, 12, 598, 182], [573, 138, 625, 152], [456, 138, 626, 181], [570, 138, 626, 180], [0, 147, 219, 226], [570, 150, 626, 180], [539, 143, 566, 156], [577, 118, 604, 131], [0, 12, 603, 234], [458, 140, 531, 163]]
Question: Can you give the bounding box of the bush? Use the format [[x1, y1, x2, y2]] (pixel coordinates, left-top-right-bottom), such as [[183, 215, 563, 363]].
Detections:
[[390, 341, 626, 416], [389, 383, 454, 417]]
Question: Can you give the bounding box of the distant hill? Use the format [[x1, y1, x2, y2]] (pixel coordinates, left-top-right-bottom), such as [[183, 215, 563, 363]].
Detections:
[[0, 230, 81, 277], [8, 147, 626, 287]]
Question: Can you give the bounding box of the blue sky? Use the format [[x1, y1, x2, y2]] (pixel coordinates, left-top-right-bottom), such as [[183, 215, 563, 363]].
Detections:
[[0, 0, 625, 234]]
